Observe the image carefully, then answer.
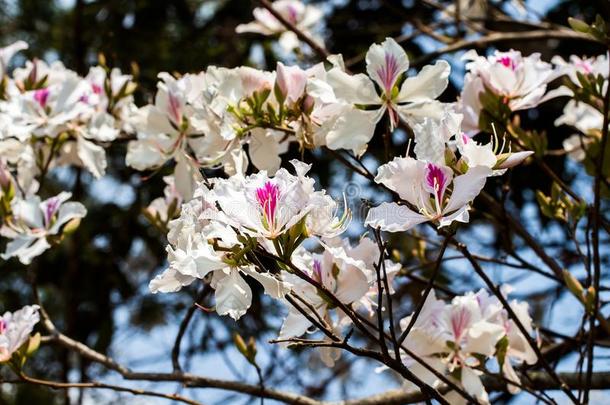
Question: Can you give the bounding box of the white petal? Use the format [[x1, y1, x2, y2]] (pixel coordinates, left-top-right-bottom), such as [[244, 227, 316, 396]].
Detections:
[[126, 138, 168, 170], [325, 68, 380, 105], [443, 166, 491, 214], [374, 156, 425, 205], [249, 128, 282, 174], [366, 37, 409, 93], [325, 107, 380, 156], [413, 118, 446, 164], [76, 137, 107, 179], [278, 307, 312, 342], [365, 202, 429, 232], [48, 201, 87, 234], [2, 237, 50, 265], [461, 367, 489, 404], [214, 268, 252, 320], [149, 267, 196, 293], [241, 266, 290, 299], [398, 60, 450, 102]]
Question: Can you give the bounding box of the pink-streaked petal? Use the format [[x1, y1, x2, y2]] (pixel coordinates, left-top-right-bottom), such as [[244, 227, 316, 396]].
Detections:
[[424, 163, 453, 202], [366, 38, 409, 95]]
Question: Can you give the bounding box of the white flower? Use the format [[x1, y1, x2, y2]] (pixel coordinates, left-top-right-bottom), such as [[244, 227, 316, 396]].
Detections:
[[210, 159, 346, 240], [458, 49, 560, 133], [126, 73, 208, 199], [552, 54, 609, 90], [278, 242, 371, 342], [0, 305, 40, 362], [365, 156, 491, 232], [149, 185, 290, 320], [236, 0, 323, 52], [310, 38, 450, 155], [0, 192, 87, 264]]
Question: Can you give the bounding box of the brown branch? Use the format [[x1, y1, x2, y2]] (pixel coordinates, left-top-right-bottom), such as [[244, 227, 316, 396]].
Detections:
[[16, 372, 202, 405], [412, 29, 597, 67]]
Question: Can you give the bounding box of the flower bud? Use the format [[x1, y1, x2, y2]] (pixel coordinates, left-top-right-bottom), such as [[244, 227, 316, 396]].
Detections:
[[275, 62, 307, 104]]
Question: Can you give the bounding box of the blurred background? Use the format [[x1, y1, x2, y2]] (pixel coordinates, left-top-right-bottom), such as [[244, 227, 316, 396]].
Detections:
[[0, 0, 609, 404]]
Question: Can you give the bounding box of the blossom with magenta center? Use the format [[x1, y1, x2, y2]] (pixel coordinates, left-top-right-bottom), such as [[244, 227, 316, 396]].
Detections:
[[34, 88, 50, 108], [255, 181, 280, 230]]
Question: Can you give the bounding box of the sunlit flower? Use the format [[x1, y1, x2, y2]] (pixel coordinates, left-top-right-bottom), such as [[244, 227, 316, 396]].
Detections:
[[310, 38, 450, 155], [149, 185, 290, 320], [365, 156, 491, 231]]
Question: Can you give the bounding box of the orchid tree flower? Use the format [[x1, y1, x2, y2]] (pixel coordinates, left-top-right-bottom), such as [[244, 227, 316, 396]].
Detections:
[[126, 72, 209, 199], [551, 54, 609, 95], [398, 291, 505, 404], [550, 54, 609, 162], [236, 0, 324, 53], [0, 192, 86, 264], [277, 236, 401, 364], [7, 71, 91, 139], [365, 156, 491, 232], [199, 65, 294, 175], [210, 160, 348, 242], [149, 185, 290, 320], [0, 305, 40, 363], [278, 243, 371, 360], [474, 288, 537, 394], [312, 38, 450, 155], [2, 71, 115, 179], [460, 49, 560, 115]]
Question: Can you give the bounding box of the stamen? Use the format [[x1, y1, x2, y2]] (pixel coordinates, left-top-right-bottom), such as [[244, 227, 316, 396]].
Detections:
[[255, 181, 280, 230]]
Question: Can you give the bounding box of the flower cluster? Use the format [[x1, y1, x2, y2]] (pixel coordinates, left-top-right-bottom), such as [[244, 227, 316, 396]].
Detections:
[[365, 114, 531, 232], [279, 237, 400, 365], [150, 160, 350, 320], [397, 289, 536, 403]]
